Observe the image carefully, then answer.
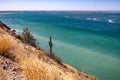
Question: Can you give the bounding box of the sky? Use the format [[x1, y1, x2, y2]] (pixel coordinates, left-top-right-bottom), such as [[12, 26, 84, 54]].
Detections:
[[0, 0, 120, 11]]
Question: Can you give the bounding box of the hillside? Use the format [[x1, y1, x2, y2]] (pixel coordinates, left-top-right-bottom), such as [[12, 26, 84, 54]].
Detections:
[[0, 21, 96, 80]]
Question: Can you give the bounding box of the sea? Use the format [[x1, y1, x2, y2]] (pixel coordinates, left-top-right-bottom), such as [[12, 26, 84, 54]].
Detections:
[[0, 11, 120, 80]]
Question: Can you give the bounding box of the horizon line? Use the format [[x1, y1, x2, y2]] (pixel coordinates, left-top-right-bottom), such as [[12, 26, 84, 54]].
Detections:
[[0, 10, 120, 12]]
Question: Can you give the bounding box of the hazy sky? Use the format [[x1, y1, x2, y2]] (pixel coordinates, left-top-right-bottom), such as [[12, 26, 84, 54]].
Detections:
[[0, 0, 120, 11]]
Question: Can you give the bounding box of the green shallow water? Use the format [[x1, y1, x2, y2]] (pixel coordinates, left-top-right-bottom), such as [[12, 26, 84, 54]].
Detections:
[[0, 11, 120, 80]]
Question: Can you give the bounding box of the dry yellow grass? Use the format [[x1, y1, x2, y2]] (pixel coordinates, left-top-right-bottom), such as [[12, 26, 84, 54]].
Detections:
[[0, 36, 12, 53], [22, 59, 50, 80], [0, 32, 55, 80], [0, 34, 16, 61]]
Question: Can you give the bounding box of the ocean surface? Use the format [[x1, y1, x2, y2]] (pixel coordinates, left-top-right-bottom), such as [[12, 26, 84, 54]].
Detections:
[[0, 11, 120, 80]]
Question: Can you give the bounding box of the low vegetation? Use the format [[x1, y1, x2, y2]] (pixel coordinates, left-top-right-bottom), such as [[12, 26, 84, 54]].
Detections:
[[21, 28, 37, 47], [21, 28, 62, 64], [49, 53, 62, 64]]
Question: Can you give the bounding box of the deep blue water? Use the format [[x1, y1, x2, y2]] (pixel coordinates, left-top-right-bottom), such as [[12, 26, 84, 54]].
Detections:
[[0, 11, 120, 80]]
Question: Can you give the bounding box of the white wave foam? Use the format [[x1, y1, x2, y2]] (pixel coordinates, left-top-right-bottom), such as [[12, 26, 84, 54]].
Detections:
[[86, 18, 98, 21], [108, 20, 114, 23], [10, 29, 22, 35], [93, 18, 97, 20], [86, 18, 91, 20]]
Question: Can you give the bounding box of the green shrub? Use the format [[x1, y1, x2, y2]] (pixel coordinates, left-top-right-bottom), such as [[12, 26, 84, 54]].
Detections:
[[21, 28, 37, 47]]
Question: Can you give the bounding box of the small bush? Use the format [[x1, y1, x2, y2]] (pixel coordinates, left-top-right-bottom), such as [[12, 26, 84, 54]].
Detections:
[[21, 28, 37, 47], [50, 54, 62, 64]]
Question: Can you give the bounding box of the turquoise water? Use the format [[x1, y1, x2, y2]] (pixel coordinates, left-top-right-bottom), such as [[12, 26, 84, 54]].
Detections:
[[0, 11, 120, 80]]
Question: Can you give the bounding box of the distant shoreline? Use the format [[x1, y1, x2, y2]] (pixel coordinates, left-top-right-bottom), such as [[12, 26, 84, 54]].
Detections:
[[0, 10, 120, 13]]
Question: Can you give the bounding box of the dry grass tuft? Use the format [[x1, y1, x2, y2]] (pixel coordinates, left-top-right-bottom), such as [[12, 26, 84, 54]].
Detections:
[[0, 35, 15, 61], [24, 65, 49, 80], [20, 57, 51, 80], [0, 36, 12, 53]]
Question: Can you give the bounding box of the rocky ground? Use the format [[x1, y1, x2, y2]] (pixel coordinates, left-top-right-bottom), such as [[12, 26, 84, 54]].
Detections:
[[0, 56, 26, 80]]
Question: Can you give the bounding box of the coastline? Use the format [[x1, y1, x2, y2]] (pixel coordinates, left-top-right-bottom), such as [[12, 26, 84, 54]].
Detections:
[[0, 21, 96, 80]]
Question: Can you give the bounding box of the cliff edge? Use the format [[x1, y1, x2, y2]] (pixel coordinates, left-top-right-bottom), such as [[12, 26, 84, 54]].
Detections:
[[0, 21, 96, 80]]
